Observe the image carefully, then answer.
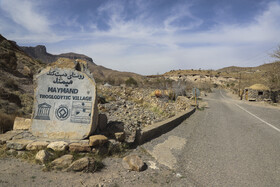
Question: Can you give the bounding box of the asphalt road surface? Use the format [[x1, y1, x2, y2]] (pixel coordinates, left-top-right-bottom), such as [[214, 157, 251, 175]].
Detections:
[[143, 89, 280, 187]]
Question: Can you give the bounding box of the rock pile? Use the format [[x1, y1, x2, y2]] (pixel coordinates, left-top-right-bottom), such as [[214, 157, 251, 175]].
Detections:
[[0, 129, 129, 172], [97, 85, 192, 134]]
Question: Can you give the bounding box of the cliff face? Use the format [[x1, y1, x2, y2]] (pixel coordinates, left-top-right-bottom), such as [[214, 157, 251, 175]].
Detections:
[[20, 45, 54, 63], [0, 34, 43, 116], [20, 45, 95, 65]]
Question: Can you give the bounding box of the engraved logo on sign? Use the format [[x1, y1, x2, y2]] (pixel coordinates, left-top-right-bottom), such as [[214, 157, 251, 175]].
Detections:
[[55, 105, 70, 120]]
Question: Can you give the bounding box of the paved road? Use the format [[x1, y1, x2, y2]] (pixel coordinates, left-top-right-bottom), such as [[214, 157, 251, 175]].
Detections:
[[143, 89, 280, 187]]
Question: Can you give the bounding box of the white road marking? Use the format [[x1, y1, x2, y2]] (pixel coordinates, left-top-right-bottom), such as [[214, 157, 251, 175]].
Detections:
[[219, 90, 280, 133], [219, 90, 226, 99], [234, 103, 280, 133]]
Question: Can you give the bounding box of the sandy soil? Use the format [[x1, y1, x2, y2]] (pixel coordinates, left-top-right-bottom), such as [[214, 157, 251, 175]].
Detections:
[[0, 146, 178, 187]]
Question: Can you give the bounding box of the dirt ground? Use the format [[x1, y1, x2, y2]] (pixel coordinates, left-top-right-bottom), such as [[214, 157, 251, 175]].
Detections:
[[0, 146, 182, 187]]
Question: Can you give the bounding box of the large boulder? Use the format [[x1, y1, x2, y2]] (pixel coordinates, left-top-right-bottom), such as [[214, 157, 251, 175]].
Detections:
[[69, 142, 91, 152], [67, 157, 95, 172], [51, 154, 73, 170], [26, 141, 49, 151], [47, 141, 69, 151], [0, 131, 21, 145], [6, 139, 34, 150], [122, 155, 145, 172], [89, 135, 108, 147], [35, 150, 51, 163]]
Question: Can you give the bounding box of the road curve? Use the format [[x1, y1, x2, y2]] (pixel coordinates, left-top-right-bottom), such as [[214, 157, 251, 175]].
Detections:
[[143, 89, 280, 187]]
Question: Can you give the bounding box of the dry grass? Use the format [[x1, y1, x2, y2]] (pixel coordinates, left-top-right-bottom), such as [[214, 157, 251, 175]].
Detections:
[[0, 113, 15, 134]]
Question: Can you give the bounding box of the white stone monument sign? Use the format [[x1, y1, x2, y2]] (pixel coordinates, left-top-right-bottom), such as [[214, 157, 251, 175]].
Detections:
[[31, 58, 98, 139]]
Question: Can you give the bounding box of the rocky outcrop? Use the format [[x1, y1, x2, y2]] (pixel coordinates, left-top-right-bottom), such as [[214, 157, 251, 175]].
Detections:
[[0, 34, 42, 118], [20, 45, 95, 65], [20, 45, 54, 63], [20, 44, 145, 86]]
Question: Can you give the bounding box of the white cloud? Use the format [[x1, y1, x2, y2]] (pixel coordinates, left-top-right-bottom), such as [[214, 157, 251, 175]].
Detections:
[[0, 0, 50, 33], [68, 1, 278, 75], [0, 0, 64, 43], [164, 4, 203, 32], [1, 0, 280, 75]]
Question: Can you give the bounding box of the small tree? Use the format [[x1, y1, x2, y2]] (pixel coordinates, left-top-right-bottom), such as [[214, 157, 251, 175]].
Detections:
[[269, 46, 280, 89], [272, 45, 280, 59]]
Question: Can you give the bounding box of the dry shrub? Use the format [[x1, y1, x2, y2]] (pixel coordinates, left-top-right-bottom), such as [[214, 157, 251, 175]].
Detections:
[[154, 90, 162, 98], [4, 78, 18, 90], [0, 113, 15, 133]]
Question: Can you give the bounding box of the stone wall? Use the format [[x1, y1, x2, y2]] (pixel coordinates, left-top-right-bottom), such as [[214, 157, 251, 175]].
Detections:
[[271, 90, 280, 103], [243, 89, 271, 101]]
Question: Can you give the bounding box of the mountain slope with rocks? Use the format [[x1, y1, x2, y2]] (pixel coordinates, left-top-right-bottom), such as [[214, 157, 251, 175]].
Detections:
[[0, 34, 44, 132], [20, 45, 95, 65], [21, 45, 146, 85]]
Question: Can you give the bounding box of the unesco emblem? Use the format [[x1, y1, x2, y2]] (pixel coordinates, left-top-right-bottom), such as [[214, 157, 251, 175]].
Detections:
[[55, 105, 70, 121]]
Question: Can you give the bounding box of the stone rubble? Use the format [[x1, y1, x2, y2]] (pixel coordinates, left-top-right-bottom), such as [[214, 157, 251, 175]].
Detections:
[[97, 85, 192, 135], [0, 84, 194, 174]]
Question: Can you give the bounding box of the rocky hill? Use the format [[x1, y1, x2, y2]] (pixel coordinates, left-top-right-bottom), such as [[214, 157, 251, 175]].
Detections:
[[21, 45, 145, 85], [20, 45, 95, 65], [164, 60, 280, 95], [0, 34, 44, 132]]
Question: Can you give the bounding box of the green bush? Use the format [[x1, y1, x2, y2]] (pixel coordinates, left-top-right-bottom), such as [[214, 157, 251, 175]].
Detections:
[[125, 77, 138, 87]]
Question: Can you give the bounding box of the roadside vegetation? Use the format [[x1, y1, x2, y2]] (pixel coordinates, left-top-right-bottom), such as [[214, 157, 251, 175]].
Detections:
[[0, 113, 15, 133]]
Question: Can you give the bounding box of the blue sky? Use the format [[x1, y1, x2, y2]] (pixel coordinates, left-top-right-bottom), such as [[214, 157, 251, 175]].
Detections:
[[0, 0, 280, 75]]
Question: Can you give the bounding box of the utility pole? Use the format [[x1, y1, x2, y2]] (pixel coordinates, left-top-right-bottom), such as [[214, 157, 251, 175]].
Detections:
[[195, 88, 197, 107], [238, 72, 241, 99]]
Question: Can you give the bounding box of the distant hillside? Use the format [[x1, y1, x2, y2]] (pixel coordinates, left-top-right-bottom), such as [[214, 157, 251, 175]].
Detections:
[[217, 66, 254, 73], [217, 62, 280, 74], [21, 45, 146, 85], [164, 60, 280, 93], [87, 63, 145, 85], [0, 34, 43, 117], [20, 45, 95, 65]]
